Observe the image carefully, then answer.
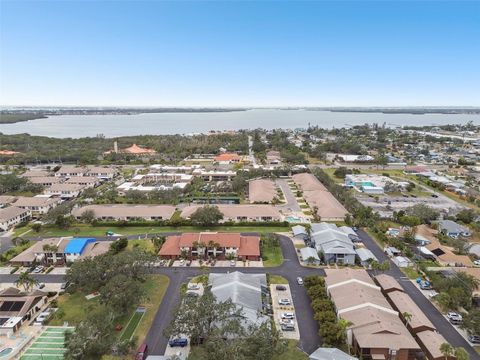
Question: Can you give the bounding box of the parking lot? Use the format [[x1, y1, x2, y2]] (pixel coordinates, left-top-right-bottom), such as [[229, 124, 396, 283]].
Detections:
[[269, 283, 300, 340]]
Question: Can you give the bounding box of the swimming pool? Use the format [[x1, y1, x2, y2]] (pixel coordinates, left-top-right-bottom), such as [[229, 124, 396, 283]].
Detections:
[[0, 348, 12, 357], [286, 216, 301, 223]]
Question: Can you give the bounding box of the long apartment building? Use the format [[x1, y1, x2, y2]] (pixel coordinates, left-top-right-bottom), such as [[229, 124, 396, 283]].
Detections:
[[325, 269, 420, 360]]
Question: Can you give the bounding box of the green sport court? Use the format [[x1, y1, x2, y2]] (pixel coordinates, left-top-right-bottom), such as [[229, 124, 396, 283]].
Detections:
[[20, 326, 74, 360]]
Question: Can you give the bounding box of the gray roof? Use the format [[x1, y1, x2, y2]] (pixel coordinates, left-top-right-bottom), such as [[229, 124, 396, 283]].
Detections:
[[292, 225, 308, 236], [469, 244, 480, 257], [209, 271, 268, 326], [309, 347, 358, 360], [356, 248, 377, 262], [438, 220, 469, 234], [300, 247, 320, 261], [311, 222, 337, 233], [312, 228, 355, 255]]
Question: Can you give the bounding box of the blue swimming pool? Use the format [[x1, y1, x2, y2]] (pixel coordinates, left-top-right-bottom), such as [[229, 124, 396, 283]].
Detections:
[[0, 348, 12, 357]]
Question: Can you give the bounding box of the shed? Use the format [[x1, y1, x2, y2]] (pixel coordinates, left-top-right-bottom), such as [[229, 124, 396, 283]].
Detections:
[[292, 225, 308, 240], [355, 248, 377, 266], [300, 247, 320, 264]]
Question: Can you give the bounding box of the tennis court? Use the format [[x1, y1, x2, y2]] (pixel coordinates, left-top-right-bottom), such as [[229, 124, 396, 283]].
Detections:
[[20, 326, 73, 360]]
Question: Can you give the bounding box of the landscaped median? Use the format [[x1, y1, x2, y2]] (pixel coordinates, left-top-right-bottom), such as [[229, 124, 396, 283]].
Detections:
[[17, 224, 291, 238]]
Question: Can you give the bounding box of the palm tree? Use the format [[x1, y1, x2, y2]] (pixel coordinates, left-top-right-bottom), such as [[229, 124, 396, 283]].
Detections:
[[337, 318, 353, 353], [440, 342, 454, 360], [454, 347, 469, 360], [15, 271, 39, 293], [402, 312, 412, 327]]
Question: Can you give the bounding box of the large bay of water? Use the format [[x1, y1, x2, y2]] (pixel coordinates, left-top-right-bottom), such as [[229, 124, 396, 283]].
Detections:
[[1, 109, 479, 138]]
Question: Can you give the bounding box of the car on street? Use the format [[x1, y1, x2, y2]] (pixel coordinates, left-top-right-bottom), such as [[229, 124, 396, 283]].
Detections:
[[275, 285, 287, 291], [431, 194, 439, 198], [281, 312, 295, 319], [179, 259, 185, 266], [169, 337, 188, 347], [38, 283, 45, 289], [278, 298, 291, 305], [447, 311, 463, 324], [296, 277, 303, 285], [469, 335, 480, 344], [474, 260, 480, 267], [135, 343, 148, 360], [230, 260, 236, 267]]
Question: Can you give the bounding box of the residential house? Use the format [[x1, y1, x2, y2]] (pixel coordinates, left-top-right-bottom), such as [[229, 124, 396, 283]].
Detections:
[[0, 195, 17, 208], [65, 176, 99, 188], [374, 274, 404, 294], [9, 237, 112, 266], [180, 205, 282, 223], [159, 232, 260, 261], [438, 220, 471, 238], [12, 196, 61, 217], [0, 288, 47, 334], [248, 179, 277, 203], [416, 331, 455, 360], [54, 165, 87, 178], [0, 207, 30, 231], [85, 166, 117, 180], [72, 204, 176, 221], [44, 183, 85, 199], [27, 176, 63, 187], [392, 256, 413, 268], [311, 223, 356, 265], [325, 269, 420, 360], [21, 170, 52, 178], [292, 173, 348, 221], [213, 153, 241, 164], [209, 271, 269, 327]]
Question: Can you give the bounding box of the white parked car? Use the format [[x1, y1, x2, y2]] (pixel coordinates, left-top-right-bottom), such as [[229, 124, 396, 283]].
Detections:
[[278, 298, 291, 306], [187, 283, 200, 290], [474, 260, 480, 266], [230, 260, 236, 267], [281, 312, 295, 319], [297, 277, 304, 285], [179, 259, 185, 266], [447, 311, 463, 324]]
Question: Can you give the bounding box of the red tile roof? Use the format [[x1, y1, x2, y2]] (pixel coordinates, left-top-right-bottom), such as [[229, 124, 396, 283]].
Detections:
[[159, 232, 260, 257], [214, 153, 241, 162]]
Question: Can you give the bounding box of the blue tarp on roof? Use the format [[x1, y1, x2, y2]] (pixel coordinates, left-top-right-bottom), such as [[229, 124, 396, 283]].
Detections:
[[65, 238, 96, 255]]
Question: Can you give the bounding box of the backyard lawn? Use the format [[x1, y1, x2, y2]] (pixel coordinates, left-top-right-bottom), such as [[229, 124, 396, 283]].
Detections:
[[261, 242, 284, 267], [49, 275, 169, 346]]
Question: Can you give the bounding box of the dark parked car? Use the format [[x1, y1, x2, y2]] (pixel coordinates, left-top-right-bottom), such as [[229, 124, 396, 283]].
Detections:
[[275, 285, 287, 291], [169, 338, 188, 347], [469, 335, 480, 344], [431, 194, 439, 198]]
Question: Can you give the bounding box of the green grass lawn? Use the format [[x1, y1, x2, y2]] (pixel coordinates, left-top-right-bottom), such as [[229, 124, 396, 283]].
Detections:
[[127, 238, 156, 253], [120, 310, 144, 341], [277, 340, 308, 360], [401, 267, 422, 280], [268, 274, 289, 284], [23, 224, 291, 238], [49, 275, 169, 346], [261, 243, 284, 267]]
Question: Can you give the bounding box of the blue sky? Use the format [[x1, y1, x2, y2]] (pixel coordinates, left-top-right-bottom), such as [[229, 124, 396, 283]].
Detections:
[[1, 1, 479, 107]]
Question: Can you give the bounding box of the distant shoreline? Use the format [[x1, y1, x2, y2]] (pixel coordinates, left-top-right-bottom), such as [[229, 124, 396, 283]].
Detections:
[[1, 107, 479, 125]]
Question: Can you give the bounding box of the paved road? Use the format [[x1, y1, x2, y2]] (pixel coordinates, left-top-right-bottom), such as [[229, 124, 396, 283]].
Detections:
[[358, 229, 480, 360], [1, 234, 323, 356], [276, 178, 301, 212], [145, 234, 323, 355]]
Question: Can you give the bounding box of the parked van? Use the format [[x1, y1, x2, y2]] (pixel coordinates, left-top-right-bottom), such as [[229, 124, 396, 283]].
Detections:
[[135, 343, 148, 360]]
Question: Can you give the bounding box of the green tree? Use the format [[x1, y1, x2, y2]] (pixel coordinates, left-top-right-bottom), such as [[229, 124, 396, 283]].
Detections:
[[454, 347, 470, 360], [190, 205, 224, 227], [14, 271, 39, 292], [109, 237, 128, 254], [440, 342, 453, 360], [80, 209, 96, 224], [31, 223, 42, 233], [461, 308, 480, 336]]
